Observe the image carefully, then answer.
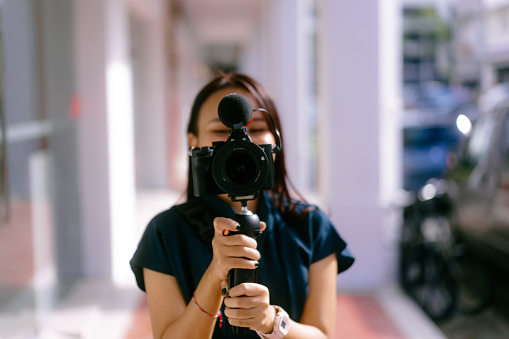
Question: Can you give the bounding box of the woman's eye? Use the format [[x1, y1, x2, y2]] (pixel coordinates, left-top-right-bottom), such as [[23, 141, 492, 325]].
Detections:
[[212, 130, 229, 134]]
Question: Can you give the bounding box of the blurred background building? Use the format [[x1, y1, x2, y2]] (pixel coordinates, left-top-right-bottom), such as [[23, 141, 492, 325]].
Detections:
[[0, 0, 508, 337]]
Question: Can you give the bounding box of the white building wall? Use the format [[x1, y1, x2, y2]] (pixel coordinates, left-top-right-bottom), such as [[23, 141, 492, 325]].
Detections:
[[130, 0, 168, 190], [241, 0, 315, 195], [243, 0, 402, 291], [316, 0, 402, 290], [481, 0, 509, 89]]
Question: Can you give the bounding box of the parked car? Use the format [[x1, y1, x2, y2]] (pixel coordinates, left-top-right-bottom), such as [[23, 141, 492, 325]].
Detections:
[[402, 101, 478, 192], [398, 84, 509, 320], [402, 82, 478, 192], [403, 114, 465, 192], [445, 83, 509, 275]]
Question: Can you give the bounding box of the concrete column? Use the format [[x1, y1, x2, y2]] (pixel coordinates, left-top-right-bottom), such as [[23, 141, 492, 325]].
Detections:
[[242, 0, 315, 194], [38, 0, 82, 281], [131, 0, 168, 190], [74, 0, 110, 278], [74, 0, 136, 284], [316, 0, 402, 290]]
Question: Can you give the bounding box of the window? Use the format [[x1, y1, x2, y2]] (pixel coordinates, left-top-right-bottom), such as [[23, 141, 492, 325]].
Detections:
[[497, 67, 509, 84], [465, 115, 497, 165], [500, 111, 509, 165]]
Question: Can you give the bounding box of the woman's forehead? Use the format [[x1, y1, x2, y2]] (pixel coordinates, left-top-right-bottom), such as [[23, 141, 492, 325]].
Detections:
[[199, 87, 259, 121]]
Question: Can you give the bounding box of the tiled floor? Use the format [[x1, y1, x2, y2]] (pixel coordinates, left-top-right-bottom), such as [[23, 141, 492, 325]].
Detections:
[[334, 294, 405, 338], [124, 290, 424, 339], [0, 201, 34, 287], [0, 277, 443, 338], [125, 298, 151, 339], [127, 287, 509, 339]]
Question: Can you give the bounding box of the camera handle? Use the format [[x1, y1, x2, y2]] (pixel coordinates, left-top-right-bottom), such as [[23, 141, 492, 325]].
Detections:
[[228, 201, 261, 335]]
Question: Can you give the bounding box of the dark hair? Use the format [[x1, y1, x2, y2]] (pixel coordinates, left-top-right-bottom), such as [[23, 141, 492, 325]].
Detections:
[[186, 72, 309, 221]]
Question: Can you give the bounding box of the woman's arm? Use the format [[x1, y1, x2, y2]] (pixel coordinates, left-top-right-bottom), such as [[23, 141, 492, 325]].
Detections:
[[144, 265, 226, 339], [144, 217, 264, 339], [224, 252, 338, 339], [287, 252, 338, 339]]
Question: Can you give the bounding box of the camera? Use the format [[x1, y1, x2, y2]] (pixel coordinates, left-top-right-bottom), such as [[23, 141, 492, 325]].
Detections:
[[190, 93, 280, 335], [190, 93, 279, 200]]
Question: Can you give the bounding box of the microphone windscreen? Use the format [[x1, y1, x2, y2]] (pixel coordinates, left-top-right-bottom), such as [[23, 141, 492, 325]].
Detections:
[[217, 93, 253, 128]]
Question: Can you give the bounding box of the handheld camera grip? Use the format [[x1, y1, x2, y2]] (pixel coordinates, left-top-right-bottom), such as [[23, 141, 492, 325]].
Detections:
[[227, 211, 261, 335]]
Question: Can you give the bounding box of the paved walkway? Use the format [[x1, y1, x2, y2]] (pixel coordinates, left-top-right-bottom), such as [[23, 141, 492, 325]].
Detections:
[[125, 293, 406, 339], [124, 283, 444, 339], [0, 275, 445, 338]]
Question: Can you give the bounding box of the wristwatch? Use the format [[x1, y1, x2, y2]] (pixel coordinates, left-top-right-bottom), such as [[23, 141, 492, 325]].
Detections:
[[256, 306, 290, 338]]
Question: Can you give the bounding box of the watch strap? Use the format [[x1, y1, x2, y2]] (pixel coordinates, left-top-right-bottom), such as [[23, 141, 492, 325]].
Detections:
[[256, 306, 290, 339]]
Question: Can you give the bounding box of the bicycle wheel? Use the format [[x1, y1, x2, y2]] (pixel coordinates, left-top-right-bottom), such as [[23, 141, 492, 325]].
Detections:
[[400, 243, 457, 321], [452, 252, 494, 314]]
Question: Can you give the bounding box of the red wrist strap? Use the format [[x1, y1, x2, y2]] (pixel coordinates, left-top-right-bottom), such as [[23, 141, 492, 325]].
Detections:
[[192, 293, 223, 328]]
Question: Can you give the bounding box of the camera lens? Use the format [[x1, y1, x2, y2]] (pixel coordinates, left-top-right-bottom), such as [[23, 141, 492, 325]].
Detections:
[[212, 140, 269, 196], [225, 153, 256, 184]]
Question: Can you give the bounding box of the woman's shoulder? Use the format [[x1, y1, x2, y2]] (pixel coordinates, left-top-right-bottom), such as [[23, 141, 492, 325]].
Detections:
[[274, 194, 331, 225], [148, 198, 205, 219], [149, 204, 185, 224], [146, 199, 216, 245], [144, 202, 197, 234]]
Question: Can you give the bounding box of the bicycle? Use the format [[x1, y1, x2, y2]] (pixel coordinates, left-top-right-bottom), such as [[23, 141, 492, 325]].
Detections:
[[398, 178, 494, 322]]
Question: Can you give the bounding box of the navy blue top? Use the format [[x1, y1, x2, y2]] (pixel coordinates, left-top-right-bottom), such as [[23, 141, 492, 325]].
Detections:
[[130, 192, 354, 338]]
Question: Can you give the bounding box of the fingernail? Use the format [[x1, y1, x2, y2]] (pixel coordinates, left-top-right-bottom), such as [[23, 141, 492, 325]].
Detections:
[[254, 261, 259, 267], [236, 224, 241, 230], [222, 288, 227, 297]]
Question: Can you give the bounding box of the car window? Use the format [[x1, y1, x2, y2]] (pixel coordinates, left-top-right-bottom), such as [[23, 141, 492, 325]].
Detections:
[[404, 126, 460, 147], [465, 115, 497, 165]]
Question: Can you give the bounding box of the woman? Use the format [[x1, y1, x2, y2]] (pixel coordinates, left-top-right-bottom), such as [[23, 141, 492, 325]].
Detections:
[[130, 72, 354, 339]]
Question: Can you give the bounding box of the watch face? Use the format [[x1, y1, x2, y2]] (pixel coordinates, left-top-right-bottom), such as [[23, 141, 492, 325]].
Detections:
[[281, 319, 288, 332], [278, 311, 290, 335]]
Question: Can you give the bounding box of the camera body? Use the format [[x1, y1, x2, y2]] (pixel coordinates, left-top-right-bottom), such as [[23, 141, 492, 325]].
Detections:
[[190, 126, 277, 199]]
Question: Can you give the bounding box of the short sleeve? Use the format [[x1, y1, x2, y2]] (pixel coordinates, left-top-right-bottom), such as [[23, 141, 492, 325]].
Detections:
[[130, 211, 175, 292], [310, 209, 355, 274]]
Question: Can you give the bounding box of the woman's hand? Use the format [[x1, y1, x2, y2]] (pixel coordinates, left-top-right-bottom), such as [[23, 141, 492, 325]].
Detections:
[[224, 283, 276, 334], [210, 217, 266, 282]]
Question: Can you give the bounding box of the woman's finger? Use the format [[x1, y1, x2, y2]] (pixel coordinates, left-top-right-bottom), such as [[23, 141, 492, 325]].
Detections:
[[260, 221, 267, 233], [213, 217, 240, 236], [225, 257, 260, 271], [223, 283, 273, 333], [221, 279, 229, 297], [215, 232, 258, 249], [224, 245, 260, 261], [228, 282, 268, 298], [224, 294, 266, 309], [224, 305, 262, 320]]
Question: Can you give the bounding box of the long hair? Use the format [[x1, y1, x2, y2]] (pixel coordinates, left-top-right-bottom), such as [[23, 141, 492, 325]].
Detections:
[[186, 72, 310, 222]]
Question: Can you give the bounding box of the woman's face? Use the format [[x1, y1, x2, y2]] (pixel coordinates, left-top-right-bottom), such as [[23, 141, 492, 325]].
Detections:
[[188, 87, 276, 148]]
